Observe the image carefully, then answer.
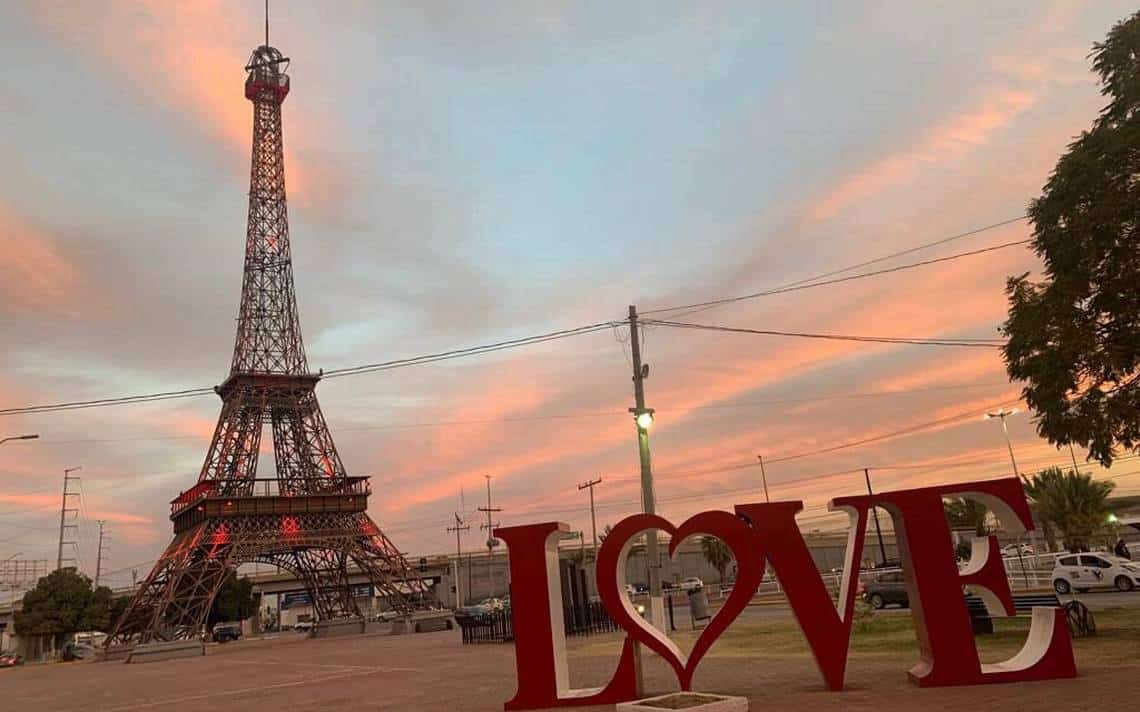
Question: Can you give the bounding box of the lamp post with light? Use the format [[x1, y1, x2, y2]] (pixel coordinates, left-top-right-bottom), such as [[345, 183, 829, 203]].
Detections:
[[627, 305, 664, 630], [985, 408, 1021, 479], [985, 408, 1032, 584]]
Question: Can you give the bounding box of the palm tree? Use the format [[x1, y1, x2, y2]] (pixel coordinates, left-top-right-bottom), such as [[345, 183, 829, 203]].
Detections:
[[944, 497, 989, 536], [1023, 467, 1116, 552], [700, 536, 733, 583]]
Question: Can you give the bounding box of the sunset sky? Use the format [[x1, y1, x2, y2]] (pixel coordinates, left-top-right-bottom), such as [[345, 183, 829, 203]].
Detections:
[[3, 1, 1140, 589]]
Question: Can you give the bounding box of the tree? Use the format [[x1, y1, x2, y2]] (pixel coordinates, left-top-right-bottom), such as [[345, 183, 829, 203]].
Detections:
[[944, 497, 989, 536], [700, 536, 733, 583], [1002, 11, 1140, 467], [1023, 467, 1116, 552], [13, 569, 113, 649], [107, 595, 131, 633], [208, 571, 256, 625]]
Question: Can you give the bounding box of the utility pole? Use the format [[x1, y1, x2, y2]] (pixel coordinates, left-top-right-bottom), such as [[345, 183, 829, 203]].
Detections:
[[627, 305, 662, 627], [56, 467, 82, 571], [756, 455, 771, 503], [446, 513, 470, 606], [864, 468, 888, 566], [95, 520, 108, 587], [578, 478, 602, 560], [478, 476, 502, 598]]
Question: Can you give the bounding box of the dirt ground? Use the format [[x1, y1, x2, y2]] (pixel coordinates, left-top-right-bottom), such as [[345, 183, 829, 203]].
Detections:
[[4, 610, 1137, 711]]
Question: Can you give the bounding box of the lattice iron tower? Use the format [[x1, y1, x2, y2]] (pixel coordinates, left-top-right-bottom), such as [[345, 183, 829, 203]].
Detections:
[[107, 43, 434, 648]]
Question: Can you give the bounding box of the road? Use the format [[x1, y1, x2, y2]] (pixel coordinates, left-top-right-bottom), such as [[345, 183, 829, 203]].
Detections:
[[675, 588, 1140, 621]]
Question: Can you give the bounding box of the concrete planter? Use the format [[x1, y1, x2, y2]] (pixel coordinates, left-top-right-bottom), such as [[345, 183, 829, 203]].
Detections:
[[616, 692, 748, 711]]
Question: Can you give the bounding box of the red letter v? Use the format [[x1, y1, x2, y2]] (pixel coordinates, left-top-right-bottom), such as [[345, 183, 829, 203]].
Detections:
[[735, 501, 871, 691]]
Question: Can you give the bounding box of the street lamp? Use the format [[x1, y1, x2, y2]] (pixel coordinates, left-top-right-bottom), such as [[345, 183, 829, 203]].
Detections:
[[0, 434, 39, 446], [985, 408, 1032, 584], [984, 409, 1021, 479], [634, 409, 655, 431]]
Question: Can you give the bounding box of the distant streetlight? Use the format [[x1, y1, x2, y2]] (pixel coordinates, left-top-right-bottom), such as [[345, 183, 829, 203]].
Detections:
[[0, 434, 39, 446], [984, 409, 1021, 479]]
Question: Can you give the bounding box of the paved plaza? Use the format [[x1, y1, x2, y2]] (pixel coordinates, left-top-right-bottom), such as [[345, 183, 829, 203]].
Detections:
[[6, 612, 1138, 712]]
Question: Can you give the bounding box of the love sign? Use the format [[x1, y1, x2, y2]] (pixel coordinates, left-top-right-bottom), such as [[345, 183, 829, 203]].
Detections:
[[495, 477, 1076, 710]]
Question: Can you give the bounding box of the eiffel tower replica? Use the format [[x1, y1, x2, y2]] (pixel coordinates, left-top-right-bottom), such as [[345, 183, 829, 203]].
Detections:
[[107, 41, 435, 649]]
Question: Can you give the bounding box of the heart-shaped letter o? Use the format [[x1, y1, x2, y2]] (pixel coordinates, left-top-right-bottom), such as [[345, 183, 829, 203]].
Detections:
[[596, 511, 762, 691]]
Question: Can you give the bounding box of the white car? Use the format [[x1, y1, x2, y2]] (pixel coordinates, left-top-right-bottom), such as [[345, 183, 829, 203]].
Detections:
[[678, 577, 704, 592], [1052, 553, 1140, 593], [1001, 543, 1034, 558]]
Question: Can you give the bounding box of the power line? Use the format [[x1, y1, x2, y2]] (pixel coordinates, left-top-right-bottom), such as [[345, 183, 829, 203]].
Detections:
[[603, 396, 1023, 485], [643, 238, 1032, 317], [644, 319, 1004, 348], [0, 322, 618, 417], [19, 382, 1013, 446], [322, 321, 618, 379], [645, 215, 1030, 318]]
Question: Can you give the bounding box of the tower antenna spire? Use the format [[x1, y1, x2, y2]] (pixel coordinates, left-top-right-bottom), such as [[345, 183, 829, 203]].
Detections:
[[265, 0, 269, 46]]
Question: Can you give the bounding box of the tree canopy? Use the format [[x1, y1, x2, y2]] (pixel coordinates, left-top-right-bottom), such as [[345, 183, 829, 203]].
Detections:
[[208, 571, 257, 625], [13, 569, 113, 646], [944, 497, 989, 537], [1002, 11, 1140, 466], [1023, 466, 1116, 552], [700, 536, 733, 582]]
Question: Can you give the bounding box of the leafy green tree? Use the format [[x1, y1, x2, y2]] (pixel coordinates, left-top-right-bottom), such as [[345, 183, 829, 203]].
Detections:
[[13, 569, 113, 649], [1002, 11, 1140, 467], [208, 571, 256, 625], [700, 536, 733, 582], [944, 497, 989, 536], [1023, 467, 1116, 552], [107, 595, 131, 633]]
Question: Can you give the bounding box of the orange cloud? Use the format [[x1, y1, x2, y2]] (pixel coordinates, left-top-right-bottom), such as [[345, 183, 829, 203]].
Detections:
[[807, 89, 1035, 223], [0, 203, 82, 314], [27, 2, 339, 220]]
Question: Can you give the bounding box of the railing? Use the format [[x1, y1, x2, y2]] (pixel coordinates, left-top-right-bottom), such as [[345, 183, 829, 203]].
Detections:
[[170, 477, 371, 516], [457, 601, 618, 644]]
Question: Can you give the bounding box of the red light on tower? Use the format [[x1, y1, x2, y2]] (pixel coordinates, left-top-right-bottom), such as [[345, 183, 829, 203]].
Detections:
[[208, 524, 230, 559], [281, 516, 301, 536]]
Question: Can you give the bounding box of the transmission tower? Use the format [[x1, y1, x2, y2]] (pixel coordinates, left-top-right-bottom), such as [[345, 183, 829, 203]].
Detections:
[[56, 467, 82, 571], [95, 520, 109, 587], [106, 32, 436, 649]]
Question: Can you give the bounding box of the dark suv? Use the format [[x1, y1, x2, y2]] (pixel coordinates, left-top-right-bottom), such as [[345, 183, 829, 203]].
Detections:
[[212, 622, 242, 643], [862, 571, 908, 609]]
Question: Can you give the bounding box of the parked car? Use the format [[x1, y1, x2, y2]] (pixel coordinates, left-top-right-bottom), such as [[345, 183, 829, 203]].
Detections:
[[862, 571, 909, 609], [632, 583, 649, 595], [374, 609, 403, 622], [1052, 553, 1140, 593], [0, 653, 23, 668], [212, 621, 242, 643], [1001, 543, 1035, 558], [61, 642, 95, 661], [457, 598, 504, 619], [678, 577, 704, 592], [293, 620, 314, 633]]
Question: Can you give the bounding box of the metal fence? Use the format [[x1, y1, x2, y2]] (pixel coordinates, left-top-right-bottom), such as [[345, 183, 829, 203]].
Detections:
[[457, 601, 618, 644]]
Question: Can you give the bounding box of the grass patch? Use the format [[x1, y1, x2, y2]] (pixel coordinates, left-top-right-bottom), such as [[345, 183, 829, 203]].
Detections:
[[568, 606, 1140, 665]]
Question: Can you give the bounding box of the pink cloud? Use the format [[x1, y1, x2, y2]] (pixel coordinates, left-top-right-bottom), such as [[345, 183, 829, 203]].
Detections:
[[0, 203, 83, 315], [807, 89, 1035, 223]]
